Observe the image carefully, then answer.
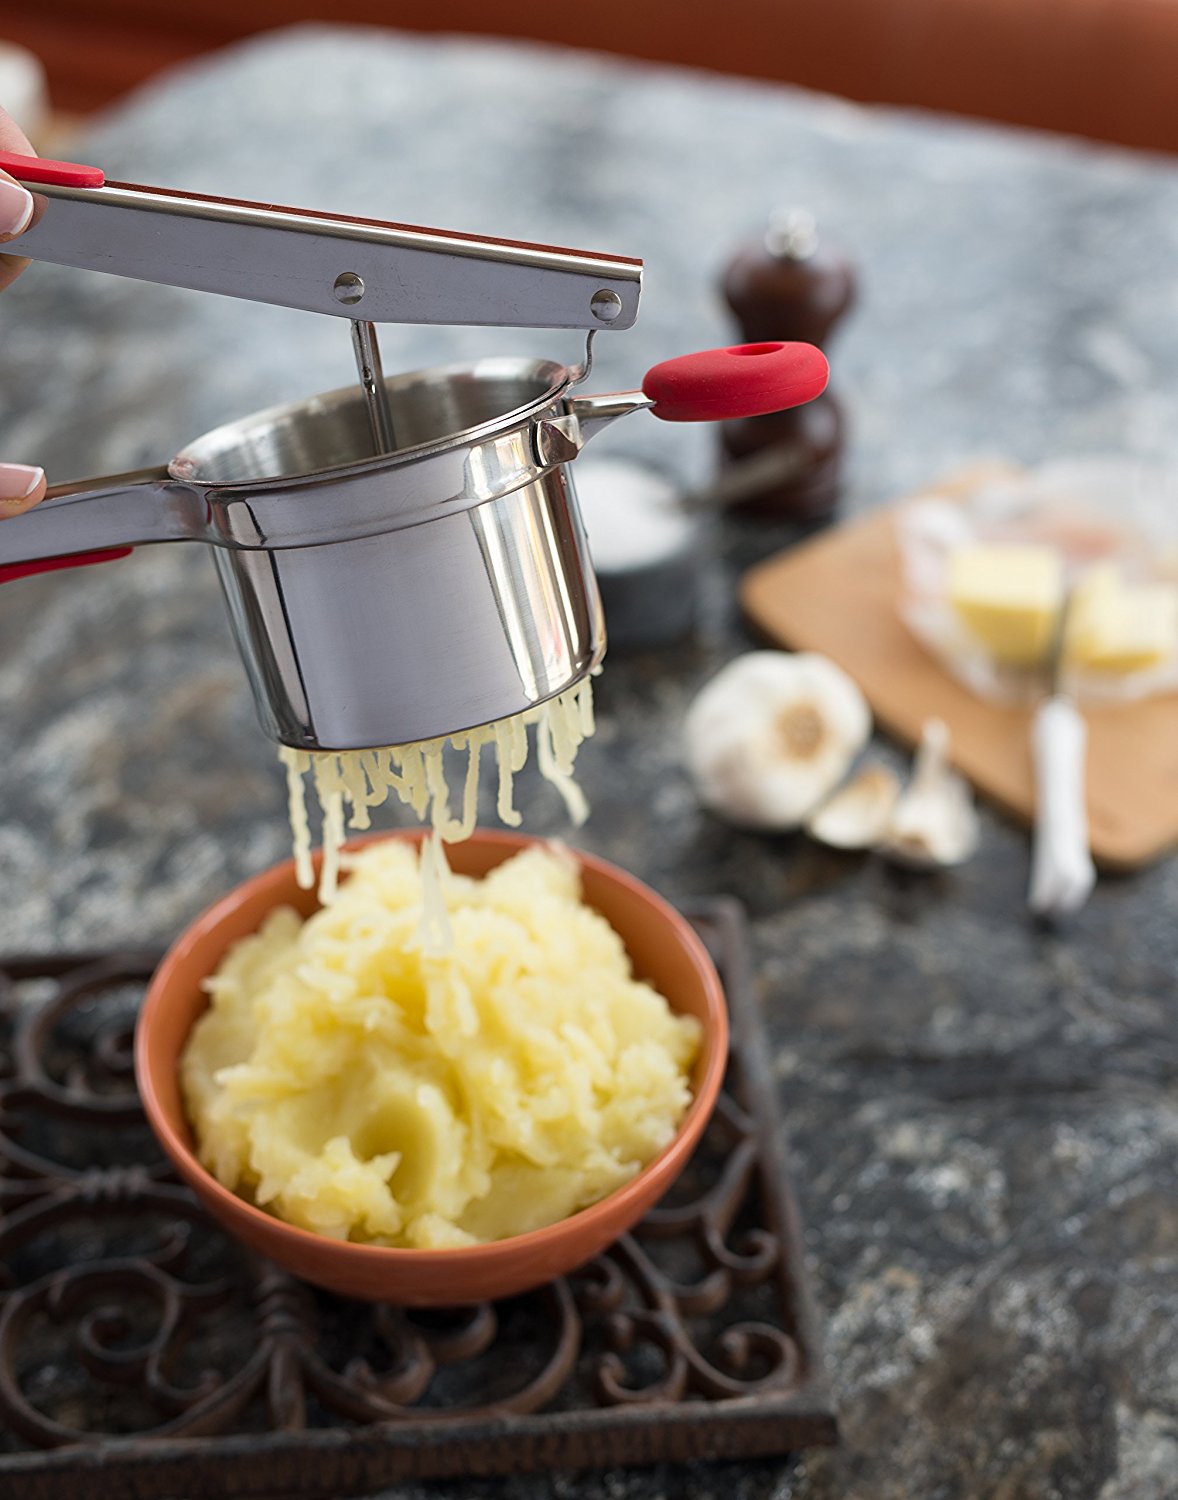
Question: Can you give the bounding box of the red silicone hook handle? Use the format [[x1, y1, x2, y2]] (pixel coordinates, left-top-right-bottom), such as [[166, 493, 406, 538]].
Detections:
[[642, 341, 829, 423], [0, 550, 131, 585], [0, 150, 105, 188]]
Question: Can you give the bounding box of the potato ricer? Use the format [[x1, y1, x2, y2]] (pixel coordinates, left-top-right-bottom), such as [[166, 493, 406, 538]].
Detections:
[[0, 151, 829, 751]]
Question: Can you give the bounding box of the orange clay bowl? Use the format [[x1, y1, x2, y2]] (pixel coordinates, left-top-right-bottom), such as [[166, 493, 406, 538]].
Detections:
[[135, 828, 728, 1306]]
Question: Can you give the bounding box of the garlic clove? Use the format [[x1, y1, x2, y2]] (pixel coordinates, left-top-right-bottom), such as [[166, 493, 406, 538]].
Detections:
[[805, 763, 901, 849], [684, 651, 872, 830], [881, 718, 979, 869]]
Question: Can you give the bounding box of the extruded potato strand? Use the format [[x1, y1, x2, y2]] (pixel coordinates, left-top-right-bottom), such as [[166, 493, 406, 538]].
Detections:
[[280, 678, 596, 905]]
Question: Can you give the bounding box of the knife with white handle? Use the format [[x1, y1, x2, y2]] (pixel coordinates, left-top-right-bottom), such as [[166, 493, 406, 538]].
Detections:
[[1028, 695, 1097, 916], [1027, 592, 1097, 917]]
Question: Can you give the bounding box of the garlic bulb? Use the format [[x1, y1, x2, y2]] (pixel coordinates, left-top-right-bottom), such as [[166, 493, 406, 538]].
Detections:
[[684, 652, 872, 830], [806, 764, 901, 849], [881, 718, 979, 868]]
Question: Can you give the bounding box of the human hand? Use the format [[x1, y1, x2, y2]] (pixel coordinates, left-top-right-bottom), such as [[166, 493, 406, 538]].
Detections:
[[0, 104, 46, 515]]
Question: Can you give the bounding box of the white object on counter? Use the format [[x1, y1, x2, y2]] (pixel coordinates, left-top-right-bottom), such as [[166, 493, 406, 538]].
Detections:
[[575, 458, 690, 569], [684, 651, 872, 830], [573, 457, 697, 648], [805, 763, 901, 850], [880, 718, 979, 869], [1028, 695, 1097, 917]]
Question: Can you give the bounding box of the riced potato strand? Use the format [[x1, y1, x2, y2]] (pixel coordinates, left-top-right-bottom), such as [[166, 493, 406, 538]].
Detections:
[[280, 682, 596, 904]]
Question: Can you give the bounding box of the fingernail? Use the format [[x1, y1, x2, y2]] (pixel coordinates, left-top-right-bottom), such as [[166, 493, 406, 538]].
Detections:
[[0, 178, 34, 236], [0, 463, 44, 502]]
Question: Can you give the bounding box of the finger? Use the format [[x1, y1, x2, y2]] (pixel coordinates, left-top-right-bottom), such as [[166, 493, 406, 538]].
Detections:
[[0, 107, 37, 289], [0, 464, 47, 516], [0, 171, 34, 245], [0, 250, 30, 293]]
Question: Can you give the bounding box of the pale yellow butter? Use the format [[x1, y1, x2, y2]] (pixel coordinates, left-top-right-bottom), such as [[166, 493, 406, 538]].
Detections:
[[1065, 563, 1178, 673], [947, 544, 1064, 666], [181, 840, 700, 1248]]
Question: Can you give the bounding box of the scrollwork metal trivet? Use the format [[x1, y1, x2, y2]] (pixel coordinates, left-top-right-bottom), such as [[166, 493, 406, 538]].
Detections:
[[0, 902, 835, 1498]]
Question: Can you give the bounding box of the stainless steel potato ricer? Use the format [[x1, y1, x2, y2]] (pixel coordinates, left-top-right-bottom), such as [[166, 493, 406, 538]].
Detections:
[[0, 151, 829, 751]]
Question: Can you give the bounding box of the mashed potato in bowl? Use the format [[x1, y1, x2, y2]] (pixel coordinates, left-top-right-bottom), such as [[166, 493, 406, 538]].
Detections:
[[180, 839, 701, 1248]]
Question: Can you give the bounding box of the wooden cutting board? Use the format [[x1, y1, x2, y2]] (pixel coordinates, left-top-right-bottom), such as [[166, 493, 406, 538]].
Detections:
[[739, 487, 1178, 872]]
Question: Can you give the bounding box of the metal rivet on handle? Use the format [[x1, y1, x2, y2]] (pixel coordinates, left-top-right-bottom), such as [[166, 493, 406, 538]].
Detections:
[[590, 289, 623, 323], [333, 272, 366, 305]]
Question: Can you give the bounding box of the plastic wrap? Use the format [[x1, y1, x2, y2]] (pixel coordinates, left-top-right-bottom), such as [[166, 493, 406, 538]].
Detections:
[[896, 460, 1178, 704]]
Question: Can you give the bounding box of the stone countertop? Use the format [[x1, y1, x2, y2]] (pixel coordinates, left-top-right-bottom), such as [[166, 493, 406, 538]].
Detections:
[[1, 26, 1177, 1499]]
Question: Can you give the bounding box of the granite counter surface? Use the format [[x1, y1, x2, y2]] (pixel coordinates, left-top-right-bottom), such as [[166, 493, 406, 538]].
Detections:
[[1, 27, 1176, 1498]]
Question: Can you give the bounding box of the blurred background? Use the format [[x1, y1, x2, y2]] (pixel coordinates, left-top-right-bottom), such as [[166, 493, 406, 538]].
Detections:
[[3, 9, 1178, 1499], [5, 0, 1178, 154]]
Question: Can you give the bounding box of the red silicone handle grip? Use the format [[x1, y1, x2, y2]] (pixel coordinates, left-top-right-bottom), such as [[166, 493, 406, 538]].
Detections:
[[0, 549, 131, 585], [642, 342, 829, 423], [0, 150, 105, 188]]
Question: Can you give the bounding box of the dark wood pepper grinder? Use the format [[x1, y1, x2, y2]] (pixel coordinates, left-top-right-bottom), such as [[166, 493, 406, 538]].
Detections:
[[720, 208, 856, 520]]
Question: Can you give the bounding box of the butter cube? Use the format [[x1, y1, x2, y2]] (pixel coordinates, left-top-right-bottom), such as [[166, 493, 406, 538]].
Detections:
[[1066, 563, 1178, 673], [1063, 562, 1119, 664], [947, 544, 1063, 666]]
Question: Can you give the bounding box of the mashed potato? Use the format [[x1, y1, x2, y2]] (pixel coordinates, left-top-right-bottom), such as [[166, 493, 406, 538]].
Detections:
[[181, 840, 700, 1248]]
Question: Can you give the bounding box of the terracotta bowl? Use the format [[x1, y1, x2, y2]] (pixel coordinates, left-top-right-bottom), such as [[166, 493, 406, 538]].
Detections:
[[135, 829, 728, 1305]]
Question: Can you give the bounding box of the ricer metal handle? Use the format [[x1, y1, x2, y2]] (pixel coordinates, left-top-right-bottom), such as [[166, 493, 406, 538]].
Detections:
[[0, 468, 187, 585], [0, 151, 642, 331]]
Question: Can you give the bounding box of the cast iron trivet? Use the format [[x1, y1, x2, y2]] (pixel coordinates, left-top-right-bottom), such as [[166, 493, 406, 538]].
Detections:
[[0, 900, 835, 1498]]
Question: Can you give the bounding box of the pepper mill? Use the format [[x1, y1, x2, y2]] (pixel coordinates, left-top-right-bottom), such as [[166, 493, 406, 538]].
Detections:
[[720, 208, 855, 520]]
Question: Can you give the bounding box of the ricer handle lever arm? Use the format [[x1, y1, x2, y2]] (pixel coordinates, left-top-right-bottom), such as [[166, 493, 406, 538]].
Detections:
[[0, 152, 642, 332], [0, 468, 200, 584]]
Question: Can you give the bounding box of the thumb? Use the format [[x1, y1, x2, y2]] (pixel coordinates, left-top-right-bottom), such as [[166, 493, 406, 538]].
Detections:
[[0, 464, 47, 515], [0, 167, 33, 243], [0, 105, 37, 289], [0, 103, 35, 241]]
